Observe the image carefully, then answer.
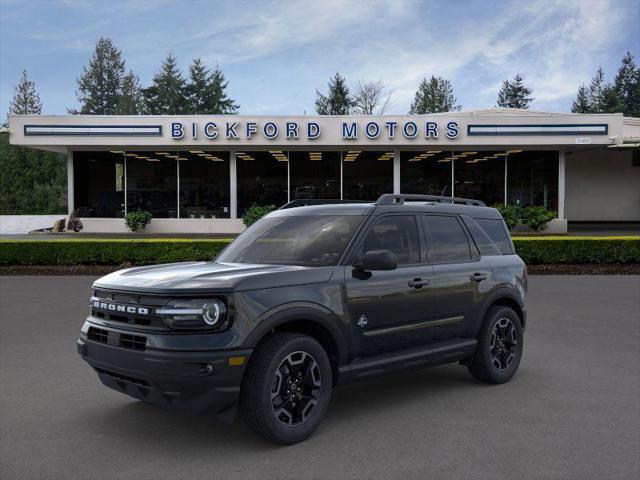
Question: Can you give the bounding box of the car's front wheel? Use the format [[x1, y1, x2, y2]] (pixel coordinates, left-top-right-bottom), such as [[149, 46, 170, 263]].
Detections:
[[468, 306, 523, 384], [240, 333, 332, 444]]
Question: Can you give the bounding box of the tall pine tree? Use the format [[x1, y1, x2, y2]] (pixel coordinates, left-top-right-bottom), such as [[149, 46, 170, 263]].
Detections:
[[75, 38, 126, 114], [8, 70, 42, 117], [185, 59, 239, 114], [571, 85, 591, 113], [409, 76, 460, 114], [496, 74, 534, 109], [143, 53, 188, 114], [613, 51, 640, 117], [315, 73, 353, 115], [116, 71, 144, 115]]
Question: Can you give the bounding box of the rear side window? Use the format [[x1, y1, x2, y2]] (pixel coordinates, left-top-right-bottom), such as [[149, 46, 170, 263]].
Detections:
[[462, 217, 502, 256], [476, 218, 513, 254], [423, 215, 472, 263], [361, 215, 420, 265]]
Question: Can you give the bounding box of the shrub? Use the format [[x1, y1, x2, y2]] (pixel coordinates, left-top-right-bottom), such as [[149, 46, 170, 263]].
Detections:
[[493, 204, 556, 231], [521, 206, 557, 232], [125, 211, 153, 232], [0, 239, 231, 265], [494, 204, 521, 230], [242, 204, 276, 227], [66, 210, 83, 232], [512, 237, 640, 264], [0, 237, 638, 267]]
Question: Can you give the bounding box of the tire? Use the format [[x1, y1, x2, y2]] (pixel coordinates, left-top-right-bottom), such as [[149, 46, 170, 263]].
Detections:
[[240, 333, 332, 444], [468, 306, 523, 384]]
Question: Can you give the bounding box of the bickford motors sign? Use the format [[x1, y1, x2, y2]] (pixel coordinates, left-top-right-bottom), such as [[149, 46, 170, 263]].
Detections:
[[171, 119, 461, 141]]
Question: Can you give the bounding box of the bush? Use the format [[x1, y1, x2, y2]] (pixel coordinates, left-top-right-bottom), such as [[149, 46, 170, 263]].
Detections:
[[521, 206, 557, 232], [67, 210, 83, 232], [125, 211, 153, 232], [0, 237, 638, 267], [242, 204, 276, 227], [512, 237, 640, 265], [494, 204, 521, 230], [0, 239, 231, 266], [494, 204, 556, 231]]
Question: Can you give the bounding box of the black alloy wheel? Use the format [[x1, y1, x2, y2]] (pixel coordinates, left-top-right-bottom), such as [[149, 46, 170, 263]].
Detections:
[[271, 351, 322, 426], [490, 317, 518, 370]]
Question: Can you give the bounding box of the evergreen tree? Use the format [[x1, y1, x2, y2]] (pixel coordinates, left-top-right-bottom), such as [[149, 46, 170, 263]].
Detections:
[[496, 74, 534, 109], [9, 70, 42, 116], [207, 65, 239, 114], [185, 59, 239, 114], [315, 73, 353, 115], [571, 85, 591, 113], [75, 37, 126, 114], [409, 76, 460, 114], [587, 67, 607, 112], [143, 53, 188, 114], [116, 71, 144, 115], [613, 51, 640, 117]]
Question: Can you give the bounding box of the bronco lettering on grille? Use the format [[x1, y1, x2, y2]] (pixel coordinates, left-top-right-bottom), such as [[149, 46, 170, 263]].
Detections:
[[92, 300, 149, 315]]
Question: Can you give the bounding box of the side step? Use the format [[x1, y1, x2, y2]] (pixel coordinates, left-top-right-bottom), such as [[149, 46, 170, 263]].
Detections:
[[338, 338, 477, 383]]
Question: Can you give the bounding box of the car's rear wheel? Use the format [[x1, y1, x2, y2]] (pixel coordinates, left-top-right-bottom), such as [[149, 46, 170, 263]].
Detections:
[[468, 306, 523, 384], [240, 333, 332, 444]]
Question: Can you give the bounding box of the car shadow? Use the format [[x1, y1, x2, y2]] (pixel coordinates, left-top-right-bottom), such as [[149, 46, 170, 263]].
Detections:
[[83, 364, 481, 450]]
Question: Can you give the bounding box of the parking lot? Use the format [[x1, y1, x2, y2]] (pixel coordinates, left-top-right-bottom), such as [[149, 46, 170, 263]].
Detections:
[[1, 275, 639, 480]]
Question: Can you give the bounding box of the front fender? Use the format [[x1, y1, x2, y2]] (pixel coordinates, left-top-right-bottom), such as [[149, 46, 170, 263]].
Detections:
[[241, 302, 349, 366]]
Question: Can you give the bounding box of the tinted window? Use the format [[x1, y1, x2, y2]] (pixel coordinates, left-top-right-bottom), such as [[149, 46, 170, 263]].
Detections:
[[462, 217, 501, 256], [476, 218, 513, 254], [423, 216, 472, 263], [361, 216, 420, 265], [217, 215, 362, 267]]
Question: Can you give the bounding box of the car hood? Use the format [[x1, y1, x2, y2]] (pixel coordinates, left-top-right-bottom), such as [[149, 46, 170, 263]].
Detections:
[[93, 261, 335, 294]]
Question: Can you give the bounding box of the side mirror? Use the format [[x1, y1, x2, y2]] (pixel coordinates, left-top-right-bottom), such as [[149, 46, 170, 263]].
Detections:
[[355, 249, 398, 271]]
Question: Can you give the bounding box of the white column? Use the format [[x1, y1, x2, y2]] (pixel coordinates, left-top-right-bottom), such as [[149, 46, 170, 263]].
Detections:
[[66, 149, 74, 215], [558, 149, 566, 219], [340, 151, 344, 200], [504, 154, 508, 205], [451, 153, 455, 197], [176, 159, 180, 219], [287, 151, 291, 202], [230, 150, 237, 219], [393, 150, 400, 194]]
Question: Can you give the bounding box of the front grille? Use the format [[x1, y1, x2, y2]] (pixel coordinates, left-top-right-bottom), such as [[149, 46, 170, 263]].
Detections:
[[119, 333, 146, 351], [87, 327, 108, 344], [95, 367, 150, 387], [90, 289, 168, 331]]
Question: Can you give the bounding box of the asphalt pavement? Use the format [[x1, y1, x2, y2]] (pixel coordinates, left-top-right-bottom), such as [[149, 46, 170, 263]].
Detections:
[[1, 275, 638, 480]]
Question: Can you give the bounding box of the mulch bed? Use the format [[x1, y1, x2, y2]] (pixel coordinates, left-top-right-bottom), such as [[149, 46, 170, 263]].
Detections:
[[1, 264, 639, 276]]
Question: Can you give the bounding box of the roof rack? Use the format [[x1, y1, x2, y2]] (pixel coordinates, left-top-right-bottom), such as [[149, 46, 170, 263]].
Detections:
[[279, 199, 370, 210], [375, 194, 486, 207]]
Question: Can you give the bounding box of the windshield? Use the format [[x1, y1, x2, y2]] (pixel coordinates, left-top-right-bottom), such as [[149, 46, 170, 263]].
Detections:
[[217, 215, 363, 267]]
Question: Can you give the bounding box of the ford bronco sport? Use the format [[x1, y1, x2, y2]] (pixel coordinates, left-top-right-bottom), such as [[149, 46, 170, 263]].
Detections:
[[78, 194, 527, 444]]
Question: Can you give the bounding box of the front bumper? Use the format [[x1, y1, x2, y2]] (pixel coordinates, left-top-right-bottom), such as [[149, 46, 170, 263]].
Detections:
[[77, 323, 251, 414]]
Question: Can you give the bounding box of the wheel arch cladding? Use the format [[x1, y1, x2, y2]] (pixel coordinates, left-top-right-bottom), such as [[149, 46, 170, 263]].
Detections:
[[243, 306, 348, 384], [487, 296, 525, 330]]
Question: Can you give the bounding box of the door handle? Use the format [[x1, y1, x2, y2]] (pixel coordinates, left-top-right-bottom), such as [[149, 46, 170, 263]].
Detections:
[[470, 272, 488, 282], [408, 278, 430, 289]]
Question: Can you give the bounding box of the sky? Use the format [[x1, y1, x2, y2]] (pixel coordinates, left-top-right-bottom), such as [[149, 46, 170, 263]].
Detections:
[[0, 0, 638, 117]]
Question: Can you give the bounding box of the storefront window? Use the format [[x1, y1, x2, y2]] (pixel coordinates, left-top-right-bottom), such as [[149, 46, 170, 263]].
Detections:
[[343, 151, 393, 201], [73, 151, 125, 217], [400, 150, 452, 197], [178, 151, 230, 218], [507, 151, 558, 210], [126, 152, 177, 218], [237, 150, 288, 214], [289, 151, 340, 200], [454, 151, 505, 207]]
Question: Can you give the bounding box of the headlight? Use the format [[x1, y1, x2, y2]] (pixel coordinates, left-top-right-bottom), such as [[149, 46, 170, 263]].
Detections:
[[156, 298, 227, 330]]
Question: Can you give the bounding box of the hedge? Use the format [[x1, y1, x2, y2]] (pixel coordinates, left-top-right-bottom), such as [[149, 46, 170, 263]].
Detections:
[[0, 237, 638, 266], [0, 239, 231, 266]]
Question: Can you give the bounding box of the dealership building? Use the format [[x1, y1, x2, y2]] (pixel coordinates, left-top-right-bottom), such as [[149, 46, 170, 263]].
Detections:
[[8, 109, 640, 233]]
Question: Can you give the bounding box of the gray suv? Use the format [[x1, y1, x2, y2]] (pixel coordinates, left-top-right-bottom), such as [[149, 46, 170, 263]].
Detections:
[[78, 194, 527, 444]]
